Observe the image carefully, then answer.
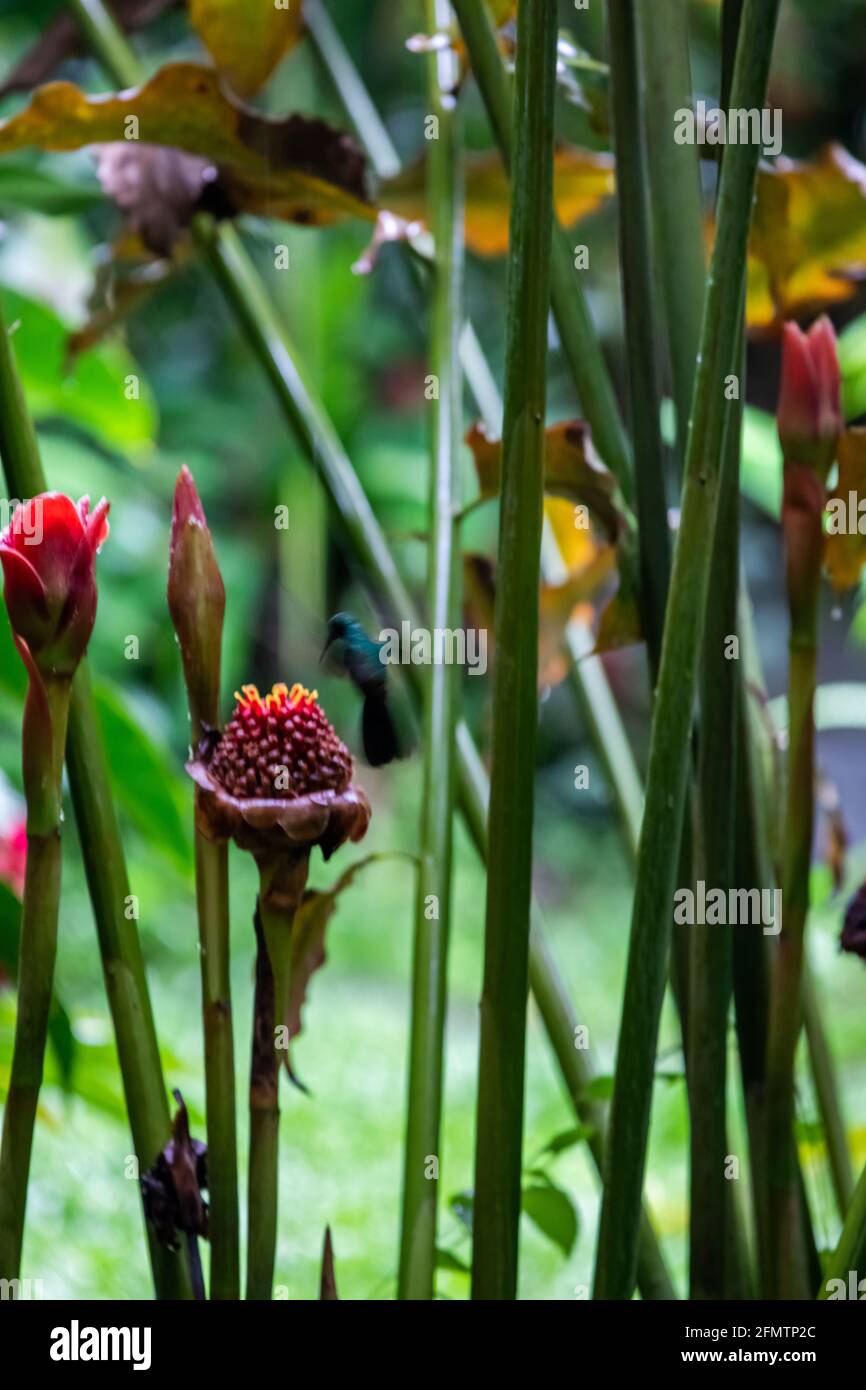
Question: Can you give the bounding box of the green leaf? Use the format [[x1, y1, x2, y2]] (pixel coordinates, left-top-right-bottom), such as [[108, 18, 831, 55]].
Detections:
[[538, 1124, 597, 1157], [582, 1074, 614, 1101], [0, 159, 103, 217], [0, 287, 157, 454], [92, 679, 192, 877], [521, 1182, 579, 1257], [434, 1247, 470, 1275]]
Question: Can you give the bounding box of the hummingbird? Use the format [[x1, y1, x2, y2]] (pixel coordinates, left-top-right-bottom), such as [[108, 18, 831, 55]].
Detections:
[[321, 612, 401, 767]]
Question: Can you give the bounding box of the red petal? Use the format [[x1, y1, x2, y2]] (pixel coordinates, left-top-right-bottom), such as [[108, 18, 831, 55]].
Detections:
[[82, 497, 110, 553], [0, 546, 50, 622]]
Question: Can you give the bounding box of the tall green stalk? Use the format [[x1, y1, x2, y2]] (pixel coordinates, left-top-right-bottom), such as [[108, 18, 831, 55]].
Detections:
[[606, 0, 669, 668], [592, 0, 781, 1300], [194, 836, 237, 1297], [451, 0, 631, 495], [246, 906, 279, 1301], [397, 0, 463, 1303], [0, 679, 69, 1279], [637, 0, 706, 465], [470, 0, 557, 1302], [765, 544, 821, 1299], [0, 295, 189, 1299]]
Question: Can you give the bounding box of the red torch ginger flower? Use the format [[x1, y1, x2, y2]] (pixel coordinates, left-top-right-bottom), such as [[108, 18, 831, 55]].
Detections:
[[0, 493, 109, 678], [188, 682, 369, 859], [777, 316, 842, 474]]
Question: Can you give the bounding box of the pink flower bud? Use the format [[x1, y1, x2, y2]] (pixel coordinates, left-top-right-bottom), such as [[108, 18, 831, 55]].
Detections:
[[777, 316, 842, 472]]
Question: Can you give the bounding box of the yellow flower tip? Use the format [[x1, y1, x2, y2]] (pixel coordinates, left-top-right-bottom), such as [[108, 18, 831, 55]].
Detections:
[[233, 681, 319, 716]]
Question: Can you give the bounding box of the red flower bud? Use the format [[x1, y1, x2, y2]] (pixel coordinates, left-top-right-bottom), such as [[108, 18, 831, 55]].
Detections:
[[777, 316, 842, 473], [0, 493, 109, 678], [167, 466, 225, 736]]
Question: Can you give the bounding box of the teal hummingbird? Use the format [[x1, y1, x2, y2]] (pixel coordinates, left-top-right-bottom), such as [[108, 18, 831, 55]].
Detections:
[[321, 612, 401, 767]]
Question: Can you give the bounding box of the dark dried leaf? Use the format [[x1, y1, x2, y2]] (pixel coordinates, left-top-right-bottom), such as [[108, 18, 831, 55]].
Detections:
[[141, 1090, 209, 1249]]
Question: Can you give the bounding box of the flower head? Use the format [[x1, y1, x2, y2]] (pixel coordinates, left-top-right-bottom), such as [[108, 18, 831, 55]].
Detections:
[[777, 316, 842, 474], [188, 682, 369, 859], [0, 493, 109, 678]]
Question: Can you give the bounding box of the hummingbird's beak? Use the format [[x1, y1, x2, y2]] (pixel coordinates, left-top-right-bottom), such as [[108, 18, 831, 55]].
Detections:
[[320, 636, 333, 662]]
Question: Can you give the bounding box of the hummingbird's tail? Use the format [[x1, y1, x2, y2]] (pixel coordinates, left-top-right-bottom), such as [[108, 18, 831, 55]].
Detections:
[[361, 686, 400, 767]]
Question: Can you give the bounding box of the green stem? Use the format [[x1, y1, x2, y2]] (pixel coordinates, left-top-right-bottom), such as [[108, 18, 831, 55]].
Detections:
[[606, 0, 670, 669], [305, 0, 402, 180], [802, 970, 854, 1216], [689, 350, 741, 1300], [194, 833, 238, 1299], [69, 0, 140, 85], [636, 0, 705, 466], [818, 1159, 866, 1299], [451, 0, 632, 495], [397, 0, 463, 1303], [470, 0, 557, 1302], [592, 0, 781, 1300], [0, 680, 69, 1280], [0, 292, 189, 1299], [765, 598, 819, 1298], [246, 905, 279, 1301]]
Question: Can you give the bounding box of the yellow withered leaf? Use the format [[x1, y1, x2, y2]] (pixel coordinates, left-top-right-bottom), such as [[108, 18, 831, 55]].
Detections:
[[744, 145, 866, 331], [465, 418, 627, 540], [189, 0, 305, 98], [384, 146, 614, 257], [825, 426, 866, 592], [0, 63, 374, 228]]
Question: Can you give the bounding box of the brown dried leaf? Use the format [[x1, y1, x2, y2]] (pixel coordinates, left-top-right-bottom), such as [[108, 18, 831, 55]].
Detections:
[[285, 855, 381, 1047], [0, 63, 374, 230], [384, 146, 614, 257], [189, 0, 305, 98]]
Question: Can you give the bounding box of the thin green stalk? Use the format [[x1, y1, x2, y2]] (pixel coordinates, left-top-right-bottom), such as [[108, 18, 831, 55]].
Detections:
[[0, 297, 189, 1298], [305, 0, 402, 180], [606, 0, 670, 669], [592, 0, 781, 1300], [246, 905, 279, 1301], [451, 0, 632, 495], [194, 834, 238, 1298], [687, 3, 743, 1300], [0, 680, 69, 1280], [471, 0, 557, 1302], [690, 356, 741, 1300], [636, 0, 705, 466], [70, 0, 140, 85], [765, 592, 820, 1298], [802, 971, 854, 1215], [397, 0, 463, 1303], [818, 1159, 866, 1299]]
